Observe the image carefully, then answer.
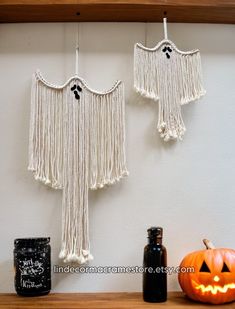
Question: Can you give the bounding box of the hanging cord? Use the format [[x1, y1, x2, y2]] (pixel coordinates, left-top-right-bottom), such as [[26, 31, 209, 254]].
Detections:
[[144, 22, 148, 47], [75, 23, 80, 76], [163, 17, 168, 40]]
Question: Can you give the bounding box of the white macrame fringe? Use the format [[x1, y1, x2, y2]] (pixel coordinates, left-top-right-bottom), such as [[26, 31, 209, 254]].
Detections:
[[28, 71, 128, 264], [134, 39, 206, 141]]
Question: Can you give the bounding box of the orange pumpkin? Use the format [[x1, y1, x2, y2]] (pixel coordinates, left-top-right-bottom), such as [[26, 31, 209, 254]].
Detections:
[[178, 239, 235, 304]]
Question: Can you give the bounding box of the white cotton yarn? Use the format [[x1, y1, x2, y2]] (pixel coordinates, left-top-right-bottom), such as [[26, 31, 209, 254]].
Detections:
[[134, 39, 206, 141], [28, 70, 128, 264]]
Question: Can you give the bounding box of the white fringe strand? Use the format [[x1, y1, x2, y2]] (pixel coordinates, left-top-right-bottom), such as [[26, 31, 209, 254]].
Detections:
[[134, 39, 206, 141], [28, 71, 129, 264]]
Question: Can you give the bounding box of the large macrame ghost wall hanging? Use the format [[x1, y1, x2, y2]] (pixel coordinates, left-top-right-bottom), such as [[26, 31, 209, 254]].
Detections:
[[28, 50, 128, 264], [134, 18, 206, 141]]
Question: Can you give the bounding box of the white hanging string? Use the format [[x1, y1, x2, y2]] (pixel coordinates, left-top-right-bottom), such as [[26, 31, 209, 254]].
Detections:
[[163, 17, 168, 40], [75, 23, 80, 76], [144, 22, 148, 47], [75, 47, 79, 76]]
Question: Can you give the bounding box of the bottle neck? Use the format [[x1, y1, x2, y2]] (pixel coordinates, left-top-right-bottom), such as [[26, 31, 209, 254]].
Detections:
[[148, 237, 162, 245]]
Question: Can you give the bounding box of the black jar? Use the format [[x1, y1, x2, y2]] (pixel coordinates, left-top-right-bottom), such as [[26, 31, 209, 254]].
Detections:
[[14, 237, 51, 296]]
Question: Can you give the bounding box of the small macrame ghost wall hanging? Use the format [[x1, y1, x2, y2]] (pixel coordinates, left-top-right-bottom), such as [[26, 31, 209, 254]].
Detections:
[[28, 48, 128, 264], [134, 18, 206, 141]]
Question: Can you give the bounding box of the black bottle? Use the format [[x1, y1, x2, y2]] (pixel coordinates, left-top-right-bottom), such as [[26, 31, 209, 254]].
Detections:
[[14, 238, 51, 296], [143, 227, 167, 302]]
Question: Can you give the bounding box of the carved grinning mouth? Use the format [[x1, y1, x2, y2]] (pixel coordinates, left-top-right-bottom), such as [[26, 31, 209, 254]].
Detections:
[[192, 280, 235, 295]]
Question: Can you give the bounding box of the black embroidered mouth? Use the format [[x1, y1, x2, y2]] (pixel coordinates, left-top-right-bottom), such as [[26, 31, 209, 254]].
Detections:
[[162, 45, 172, 59], [71, 84, 82, 100]]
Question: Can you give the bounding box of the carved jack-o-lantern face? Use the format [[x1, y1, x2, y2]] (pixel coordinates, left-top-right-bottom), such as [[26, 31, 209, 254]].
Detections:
[[178, 240, 235, 304]]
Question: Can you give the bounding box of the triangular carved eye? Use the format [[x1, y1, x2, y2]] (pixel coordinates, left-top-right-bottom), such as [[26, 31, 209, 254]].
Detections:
[[199, 261, 211, 272], [221, 262, 230, 272]]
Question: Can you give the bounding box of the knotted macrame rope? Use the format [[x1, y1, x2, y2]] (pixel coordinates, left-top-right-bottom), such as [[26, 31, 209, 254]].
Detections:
[[134, 21, 206, 141], [28, 71, 128, 263]]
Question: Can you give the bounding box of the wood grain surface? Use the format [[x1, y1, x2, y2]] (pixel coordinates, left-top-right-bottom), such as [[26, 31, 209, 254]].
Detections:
[[0, 292, 234, 309], [0, 0, 235, 23]]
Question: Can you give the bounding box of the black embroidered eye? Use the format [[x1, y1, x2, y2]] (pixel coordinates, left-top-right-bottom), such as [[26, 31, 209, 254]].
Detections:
[[162, 46, 167, 52], [221, 262, 230, 272], [199, 261, 211, 273], [71, 85, 76, 91], [167, 47, 172, 53], [77, 85, 82, 92]]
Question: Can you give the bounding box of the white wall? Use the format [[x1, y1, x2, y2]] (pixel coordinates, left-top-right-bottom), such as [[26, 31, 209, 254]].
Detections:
[[0, 22, 234, 293]]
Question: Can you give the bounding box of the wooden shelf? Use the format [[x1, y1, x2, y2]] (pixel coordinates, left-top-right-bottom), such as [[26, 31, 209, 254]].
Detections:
[[0, 0, 235, 24], [0, 292, 225, 308]]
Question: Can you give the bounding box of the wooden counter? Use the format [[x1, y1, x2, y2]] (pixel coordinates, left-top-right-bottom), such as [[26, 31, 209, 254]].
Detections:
[[0, 292, 234, 308]]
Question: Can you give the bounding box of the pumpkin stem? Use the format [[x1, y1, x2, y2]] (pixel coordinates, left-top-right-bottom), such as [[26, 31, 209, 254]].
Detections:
[[203, 239, 215, 249]]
